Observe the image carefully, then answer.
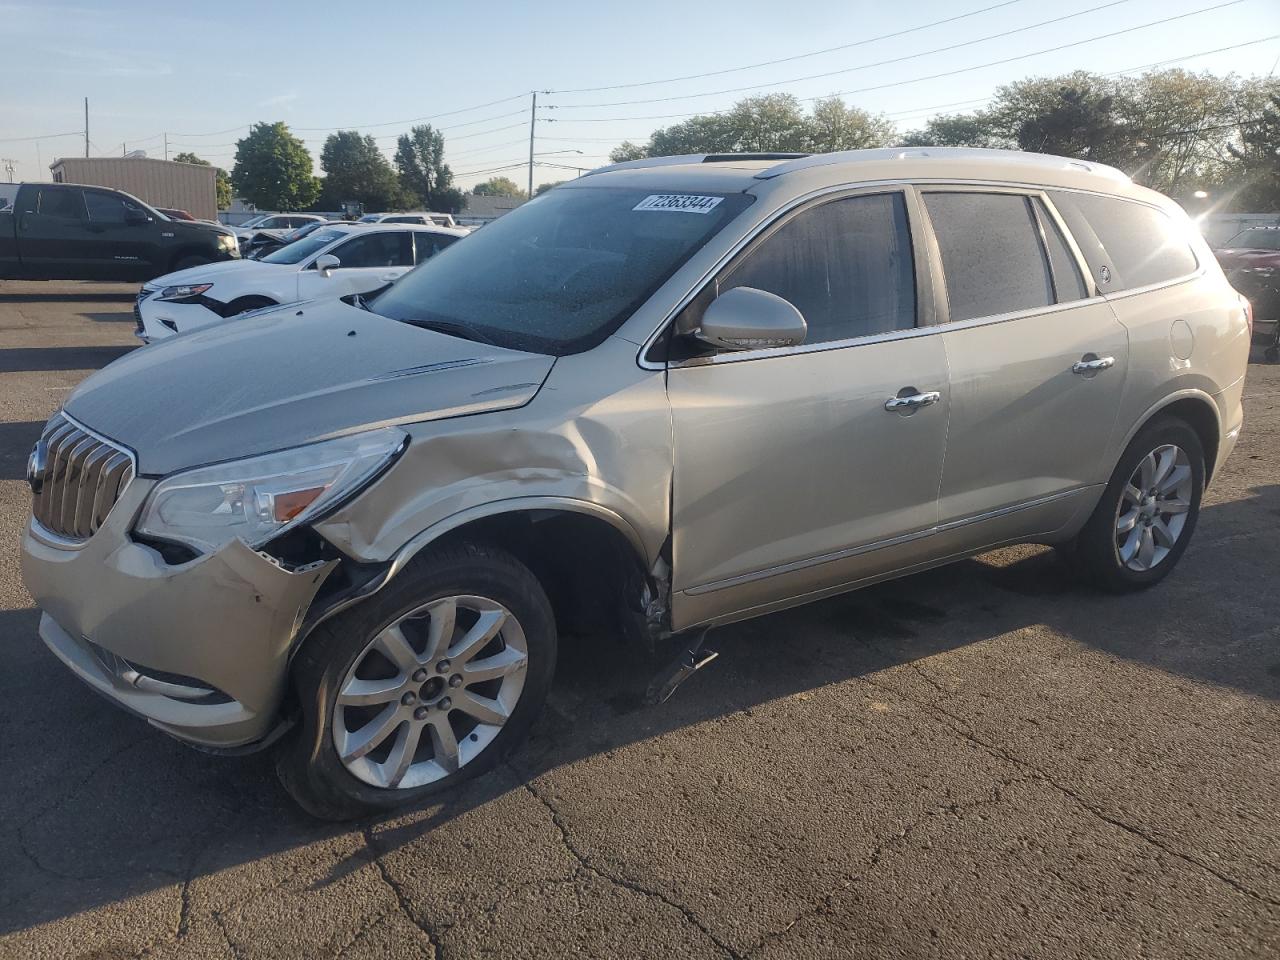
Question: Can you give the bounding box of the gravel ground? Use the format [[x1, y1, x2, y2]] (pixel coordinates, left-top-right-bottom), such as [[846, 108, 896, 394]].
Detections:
[[0, 280, 1277, 960]]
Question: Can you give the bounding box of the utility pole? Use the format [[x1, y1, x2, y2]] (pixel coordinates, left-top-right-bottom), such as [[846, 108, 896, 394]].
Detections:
[[164, 132, 168, 161], [84, 97, 89, 158], [0, 158, 16, 182], [527, 91, 537, 202]]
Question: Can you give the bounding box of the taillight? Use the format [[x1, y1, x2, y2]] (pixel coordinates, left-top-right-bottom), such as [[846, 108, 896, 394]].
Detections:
[[1241, 294, 1254, 337]]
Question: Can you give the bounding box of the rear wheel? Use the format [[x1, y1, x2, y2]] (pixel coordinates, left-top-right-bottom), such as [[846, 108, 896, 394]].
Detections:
[[277, 542, 556, 820], [171, 254, 211, 272], [1071, 417, 1204, 591], [223, 295, 276, 317]]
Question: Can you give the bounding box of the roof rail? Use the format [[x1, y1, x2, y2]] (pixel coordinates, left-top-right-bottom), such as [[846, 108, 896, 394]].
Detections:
[[753, 147, 1131, 182], [702, 153, 808, 163], [579, 155, 707, 178]]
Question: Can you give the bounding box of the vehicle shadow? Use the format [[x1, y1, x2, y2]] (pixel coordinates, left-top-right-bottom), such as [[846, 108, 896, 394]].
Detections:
[[0, 421, 41, 480], [0, 345, 134, 373], [78, 310, 134, 324], [1, 483, 1276, 938]]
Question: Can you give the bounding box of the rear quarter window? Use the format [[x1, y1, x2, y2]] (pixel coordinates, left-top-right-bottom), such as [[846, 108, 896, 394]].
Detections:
[[1052, 192, 1198, 291]]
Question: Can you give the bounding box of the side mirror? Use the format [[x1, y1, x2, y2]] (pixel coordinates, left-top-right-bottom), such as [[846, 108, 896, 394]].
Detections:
[[315, 254, 340, 277], [696, 286, 807, 351]]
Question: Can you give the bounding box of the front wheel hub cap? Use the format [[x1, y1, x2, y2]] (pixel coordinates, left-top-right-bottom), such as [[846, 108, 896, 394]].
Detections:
[[332, 594, 531, 790], [1114, 443, 1193, 572]]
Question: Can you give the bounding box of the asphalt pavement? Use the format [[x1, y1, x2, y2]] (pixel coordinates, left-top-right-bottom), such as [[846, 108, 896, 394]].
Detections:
[[0, 280, 1277, 959]]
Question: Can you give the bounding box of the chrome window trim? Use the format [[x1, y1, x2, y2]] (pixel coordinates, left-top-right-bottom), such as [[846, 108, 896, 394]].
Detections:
[[638, 177, 1170, 371]]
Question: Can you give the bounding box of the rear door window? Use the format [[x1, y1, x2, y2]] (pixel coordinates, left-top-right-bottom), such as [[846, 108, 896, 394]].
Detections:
[[329, 231, 412, 268], [923, 192, 1053, 322], [720, 191, 917, 345], [1032, 198, 1088, 303], [35, 187, 84, 220], [1055, 192, 1198, 290], [413, 232, 457, 262]]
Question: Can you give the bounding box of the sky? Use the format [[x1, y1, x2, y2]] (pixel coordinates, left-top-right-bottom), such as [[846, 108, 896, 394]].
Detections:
[[1, 0, 1277, 194]]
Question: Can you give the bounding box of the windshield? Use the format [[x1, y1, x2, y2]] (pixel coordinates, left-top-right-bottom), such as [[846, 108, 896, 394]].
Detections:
[[261, 230, 346, 264], [238, 215, 268, 229], [358, 214, 381, 223], [371, 186, 753, 355], [1226, 229, 1280, 250]]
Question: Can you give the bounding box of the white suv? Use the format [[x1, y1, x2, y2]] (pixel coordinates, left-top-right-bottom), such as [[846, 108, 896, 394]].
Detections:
[[136, 223, 465, 340]]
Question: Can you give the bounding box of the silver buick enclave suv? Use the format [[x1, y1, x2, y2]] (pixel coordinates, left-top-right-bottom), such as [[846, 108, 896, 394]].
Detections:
[[21, 149, 1251, 818]]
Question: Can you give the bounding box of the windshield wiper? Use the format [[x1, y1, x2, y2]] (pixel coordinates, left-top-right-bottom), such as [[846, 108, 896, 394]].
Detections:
[[400, 318, 499, 347]]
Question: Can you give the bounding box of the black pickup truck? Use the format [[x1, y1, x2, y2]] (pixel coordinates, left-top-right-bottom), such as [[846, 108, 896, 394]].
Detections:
[[0, 181, 239, 281]]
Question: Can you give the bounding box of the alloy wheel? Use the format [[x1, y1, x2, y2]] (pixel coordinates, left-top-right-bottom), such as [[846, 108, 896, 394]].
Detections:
[[1114, 443, 1194, 572], [332, 595, 529, 790]]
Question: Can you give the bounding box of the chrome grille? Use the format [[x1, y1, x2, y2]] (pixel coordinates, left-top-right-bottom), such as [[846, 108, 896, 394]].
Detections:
[[30, 414, 135, 542]]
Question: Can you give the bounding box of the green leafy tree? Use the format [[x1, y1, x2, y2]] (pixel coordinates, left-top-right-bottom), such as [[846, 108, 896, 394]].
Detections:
[[230, 122, 318, 211], [318, 131, 406, 210], [1228, 88, 1280, 211], [610, 94, 893, 161], [394, 125, 464, 213], [535, 181, 565, 196], [899, 113, 1002, 148], [172, 151, 232, 209], [473, 176, 527, 198]]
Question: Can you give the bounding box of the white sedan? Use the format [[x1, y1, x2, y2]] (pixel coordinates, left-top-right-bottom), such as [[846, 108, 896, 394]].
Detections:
[[135, 223, 465, 342]]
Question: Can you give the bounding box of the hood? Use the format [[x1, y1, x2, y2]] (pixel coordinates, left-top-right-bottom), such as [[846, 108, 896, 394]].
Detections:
[[63, 299, 555, 475], [145, 257, 292, 289], [175, 219, 236, 240]]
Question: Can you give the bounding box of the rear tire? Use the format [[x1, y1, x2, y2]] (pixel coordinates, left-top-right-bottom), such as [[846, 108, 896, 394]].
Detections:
[[171, 255, 211, 272], [223, 295, 276, 317], [277, 542, 557, 821], [1071, 417, 1204, 592]]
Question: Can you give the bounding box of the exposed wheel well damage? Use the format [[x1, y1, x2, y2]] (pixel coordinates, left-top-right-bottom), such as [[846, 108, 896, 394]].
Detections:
[[430, 510, 662, 648]]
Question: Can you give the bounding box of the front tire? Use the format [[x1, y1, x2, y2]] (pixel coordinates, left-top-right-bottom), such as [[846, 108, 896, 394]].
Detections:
[[1071, 417, 1204, 592], [277, 542, 556, 820]]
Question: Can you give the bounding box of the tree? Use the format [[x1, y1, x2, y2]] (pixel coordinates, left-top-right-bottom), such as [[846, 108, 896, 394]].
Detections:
[[318, 131, 406, 210], [172, 151, 232, 209], [473, 176, 526, 198], [610, 94, 894, 162], [230, 122, 318, 211], [899, 113, 1001, 148], [394, 125, 464, 213], [1228, 87, 1280, 211], [535, 181, 565, 196]]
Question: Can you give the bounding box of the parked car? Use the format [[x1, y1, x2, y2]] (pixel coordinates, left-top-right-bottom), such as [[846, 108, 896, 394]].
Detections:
[[232, 213, 328, 247], [243, 219, 358, 260], [358, 211, 459, 228], [21, 149, 1250, 819], [156, 207, 195, 221], [1215, 226, 1280, 359], [135, 223, 464, 341], [0, 182, 239, 281]]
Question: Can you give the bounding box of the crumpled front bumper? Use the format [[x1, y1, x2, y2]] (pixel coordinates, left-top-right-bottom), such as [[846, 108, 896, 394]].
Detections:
[[20, 479, 335, 749]]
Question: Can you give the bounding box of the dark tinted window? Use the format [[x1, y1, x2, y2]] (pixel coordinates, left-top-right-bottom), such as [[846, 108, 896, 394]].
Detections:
[[371, 187, 753, 355], [722, 192, 916, 344], [925, 192, 1052, 322], [385, 215, 427, 224], [262, 230, 346, 264], [1056, 192, 1197, 290], [1226, 229, 1280, 251], [1033, 198, 1088, 303], [329, 231, 412, 269], [413, 232, 457, 262], [84, 190, 134, 223], [36, 187, 82, 219]]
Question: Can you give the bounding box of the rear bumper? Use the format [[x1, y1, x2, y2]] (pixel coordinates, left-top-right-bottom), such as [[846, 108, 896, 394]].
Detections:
[[21, 480, 335, 748]]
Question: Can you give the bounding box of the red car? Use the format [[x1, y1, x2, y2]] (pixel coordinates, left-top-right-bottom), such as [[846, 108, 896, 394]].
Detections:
[[1215, 227, 1280, 360], [157, 207, 195, 221]]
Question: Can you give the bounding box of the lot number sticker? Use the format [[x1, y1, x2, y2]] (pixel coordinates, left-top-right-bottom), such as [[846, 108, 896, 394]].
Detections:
[[633, 194, 724, 214]]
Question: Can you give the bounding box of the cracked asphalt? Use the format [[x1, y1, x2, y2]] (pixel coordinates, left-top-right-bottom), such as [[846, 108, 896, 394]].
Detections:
[[1, 280, 1278, 959]]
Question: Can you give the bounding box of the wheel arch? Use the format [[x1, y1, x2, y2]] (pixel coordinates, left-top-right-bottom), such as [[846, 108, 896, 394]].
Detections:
[[1118, 389, 1222, 481], [296, 498, 661, 657]]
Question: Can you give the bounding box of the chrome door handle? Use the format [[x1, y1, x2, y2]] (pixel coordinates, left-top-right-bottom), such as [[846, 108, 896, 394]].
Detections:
[[884, 390, 942, 412], [1072, 355, 1115, 374]]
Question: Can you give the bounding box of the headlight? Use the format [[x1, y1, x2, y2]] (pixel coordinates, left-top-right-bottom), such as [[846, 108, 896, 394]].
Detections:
[[158, 282, 213, 301], [135, 428, 407, 553]]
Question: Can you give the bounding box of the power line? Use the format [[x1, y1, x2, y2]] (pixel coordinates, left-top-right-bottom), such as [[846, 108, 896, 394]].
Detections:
[[547, 0, 1139, 109], [549, 0, 1034, 94], [544, 3, 1254, 124], [0, 130, 80, 143]]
